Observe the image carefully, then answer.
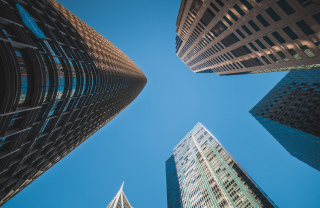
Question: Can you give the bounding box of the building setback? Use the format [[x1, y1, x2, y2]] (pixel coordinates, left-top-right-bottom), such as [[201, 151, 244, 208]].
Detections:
[[250, 69, 320, 171], [175, 0, 320, 75], [0, 0, 146, 205], [106, 183, 133, 208], [166, 123, 277, 208]]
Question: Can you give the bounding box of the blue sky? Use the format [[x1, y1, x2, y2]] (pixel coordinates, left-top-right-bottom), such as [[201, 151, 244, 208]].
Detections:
[[3, 0, 320, 207]]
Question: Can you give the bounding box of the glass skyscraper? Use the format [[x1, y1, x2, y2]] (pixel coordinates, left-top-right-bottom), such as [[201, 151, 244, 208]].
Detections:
[[250, 69, 320, 171], [106, 183, 133, 208], [166, 123, 277, 208], [0, 0, 146, 205]]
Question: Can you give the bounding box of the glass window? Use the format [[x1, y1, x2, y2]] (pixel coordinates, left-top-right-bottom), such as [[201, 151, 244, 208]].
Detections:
[[300, 45, 315, 58], [248, 20, 260, 31], [200, 9, 216, 26], [272, 32, 286, 43], [15, 50, 31, 106], [228, 10, 239, 21], [261, 56, 271, 64], [283, 26, 299, 40], [223, 16, 233, 26], [268, 53, 280, 63], [248, 42, 259, 51], [221, 33, 240, 47], [263, 36, 275, 46], [277, 51, 290, 62], [313, 13, 320, 25], [240, 0, 253, 10], [236, 29, 246, 38], [277, 0, 295, 15], [233, 4, 245, 16], [296, 20, 315, 35], [210, 3, 219, 12], [256, 15, 269, 27], [298, 0, 312, 7], [255, 39, 266, 49], [287, 49, 302, 60], [265, 7, 281, 22], [216, 0, 224, 7], [241, 25, 252, 35], [211, 21, 228, 37]]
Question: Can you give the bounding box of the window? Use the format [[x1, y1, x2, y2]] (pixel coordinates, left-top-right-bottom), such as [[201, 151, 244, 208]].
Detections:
[[256, 15, 269, 27], [240, 0, 253, 10], [272, 32, 286, 43], [261, 56, 271, 64], [248, 20, 260, 31], [283, 26, 299, 40], [268, 54, 280, 63], [287, 49, 302, 60], [300, 45, 315, 58], [233, 5, 245, 16], [313, 13, 320, 25], [15, 50, 31, 106], [255, 39, 266, 49], [200, 9, 215, 26], [231, 45, 252, 57], [211, 21, 228, 37], [315, 42, 320, 50], [263, 36, 275, 46], [241, 25, 252, 35], [296, 20, 315, 35], [223, 16, 233, 26], [298, 0, 313, 7], [236, 29, 245, 38], [265, 7, 281, 22], [216, 0, 224, 7], [241, 58, 263, 67], [248, 42, 259, 51], [228, 10, 239, 21], [277, 0, 295, 15], [210, 3, 219, 12], [221, 33, 239, 47], [277, 51, 290, 61]]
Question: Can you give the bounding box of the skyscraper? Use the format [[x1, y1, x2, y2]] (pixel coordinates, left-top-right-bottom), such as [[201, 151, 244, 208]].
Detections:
[[250, 69, 320, 171], [166, 123, 277, 208], [175, 0, 320, 75], [106, 183, 133, 208], [0, 0, 146, 205]]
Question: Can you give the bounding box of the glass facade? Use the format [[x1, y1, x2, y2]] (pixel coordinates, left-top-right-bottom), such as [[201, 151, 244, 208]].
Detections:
[[250, 69, 320, 171], [166, 123, 277, 208], [0, 0, 146, 205]]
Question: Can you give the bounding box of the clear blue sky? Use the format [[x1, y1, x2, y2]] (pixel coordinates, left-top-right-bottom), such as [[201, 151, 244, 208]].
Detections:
[[4, 0, 320, 207]]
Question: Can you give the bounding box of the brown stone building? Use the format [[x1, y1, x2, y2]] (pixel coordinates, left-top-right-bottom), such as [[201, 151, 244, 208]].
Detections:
[[175, 0, 320, 75], [0, 0, 146, 205]]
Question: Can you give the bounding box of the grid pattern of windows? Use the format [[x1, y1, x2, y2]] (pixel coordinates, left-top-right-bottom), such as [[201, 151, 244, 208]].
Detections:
[[250, 69, 320, 172], [0, 0, 146, 205], [175, 0, 320, 75], [167, 123, 277, 208]]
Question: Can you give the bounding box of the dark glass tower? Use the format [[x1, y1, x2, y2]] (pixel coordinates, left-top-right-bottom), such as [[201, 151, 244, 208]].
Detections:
[[250, 69, 320, 171], [165, 155, 183, 208], [0, 0, 146, 205]]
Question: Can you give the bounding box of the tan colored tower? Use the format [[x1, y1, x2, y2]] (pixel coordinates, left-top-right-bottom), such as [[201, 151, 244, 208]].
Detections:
[[175, 0, 320, 75]]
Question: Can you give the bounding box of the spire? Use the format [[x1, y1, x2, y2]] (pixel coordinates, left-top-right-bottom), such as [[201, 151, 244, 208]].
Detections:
[[106, 182, 133, 208]]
